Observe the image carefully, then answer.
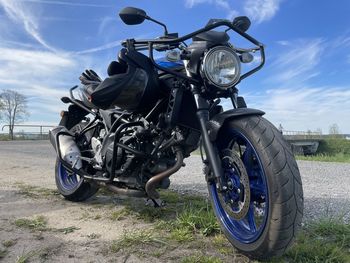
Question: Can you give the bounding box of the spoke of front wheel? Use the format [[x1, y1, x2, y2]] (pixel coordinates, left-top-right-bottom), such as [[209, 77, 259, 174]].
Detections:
[[246, 202, 257, 232], [242, 143, 254, 176]]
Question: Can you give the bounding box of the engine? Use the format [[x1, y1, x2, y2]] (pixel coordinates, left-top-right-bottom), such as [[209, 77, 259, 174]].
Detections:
[[89, 124, 175, 190]]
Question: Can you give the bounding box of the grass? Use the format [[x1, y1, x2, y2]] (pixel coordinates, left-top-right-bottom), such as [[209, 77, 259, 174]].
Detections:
[[273, 218, 350, 263], [0, 249, 8, 259], [109, 208, 132, 221], [14, 216, 48, 231], [16, 250, 37, 263], [107, 191, 224, 260], [181, 254, 223, 263], [154, 191, 220, 239], [110, 229, 167, 253], [105, 191, 350, 262], [14, 215, 80, 235], [296, 152, 350, 163], [15, 183, 59, 199], [2, 239, 17, 248]]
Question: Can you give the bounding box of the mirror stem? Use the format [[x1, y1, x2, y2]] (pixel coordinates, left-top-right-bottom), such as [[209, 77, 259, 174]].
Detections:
[[145, 15, 168, 35]]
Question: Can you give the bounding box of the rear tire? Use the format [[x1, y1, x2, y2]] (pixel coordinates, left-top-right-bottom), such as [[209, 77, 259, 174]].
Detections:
[[55, 121, 98, 202], [207, 116, 303, 260], [55, 159, 98, 202]]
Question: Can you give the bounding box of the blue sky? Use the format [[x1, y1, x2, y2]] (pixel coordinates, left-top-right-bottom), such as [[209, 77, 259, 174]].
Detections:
[[0, 0, 349, 134]]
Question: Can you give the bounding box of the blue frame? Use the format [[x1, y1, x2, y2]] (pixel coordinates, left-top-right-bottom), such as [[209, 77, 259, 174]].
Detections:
[[209, 130, 269, 244]]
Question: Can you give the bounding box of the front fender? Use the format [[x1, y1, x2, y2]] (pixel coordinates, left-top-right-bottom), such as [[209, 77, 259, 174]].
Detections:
[[207, 108, 265, 141]]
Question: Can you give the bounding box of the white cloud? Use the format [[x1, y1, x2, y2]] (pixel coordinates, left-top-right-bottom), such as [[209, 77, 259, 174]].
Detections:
[[185, 0, 282, 23], [268, 38, 324, 85], [185, 0, 210, 8], [246, 86, 350, 133], [17, 0, 112, 8], [75, 40, 122, 55], [240, 37, 350, 133], [0, 47, 80, 123], [0, 47, 75, 83], [184, 0, 238, 19], [0, 0, 55, 51], [243, 0, 282, 23]]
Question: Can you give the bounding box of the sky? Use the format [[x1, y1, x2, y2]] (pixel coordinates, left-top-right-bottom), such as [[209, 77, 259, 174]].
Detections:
[[0, 0, 349, 134]]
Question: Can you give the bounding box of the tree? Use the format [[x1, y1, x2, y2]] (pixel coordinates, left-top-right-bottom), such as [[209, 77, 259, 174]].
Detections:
[[0, 99, 3, 120], [0, 90, 29, 140], [329, 123, 340, 136]]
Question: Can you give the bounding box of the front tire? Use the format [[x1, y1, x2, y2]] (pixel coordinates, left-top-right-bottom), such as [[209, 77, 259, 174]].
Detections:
[[207, 116, 303, 260]]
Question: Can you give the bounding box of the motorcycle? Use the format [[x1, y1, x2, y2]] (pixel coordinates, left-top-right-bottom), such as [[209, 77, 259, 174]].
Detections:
[[50, 7, 303, 260]]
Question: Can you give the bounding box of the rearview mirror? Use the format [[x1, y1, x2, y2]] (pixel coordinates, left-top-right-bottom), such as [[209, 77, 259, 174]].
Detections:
[[119, 7, 147, 25], [232, 16, 251, 32]]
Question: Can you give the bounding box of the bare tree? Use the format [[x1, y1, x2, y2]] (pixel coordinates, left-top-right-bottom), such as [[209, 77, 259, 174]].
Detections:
[[329, 123, 340, 136], [0, 90, 29, 140], [0, 98, 3, 121]]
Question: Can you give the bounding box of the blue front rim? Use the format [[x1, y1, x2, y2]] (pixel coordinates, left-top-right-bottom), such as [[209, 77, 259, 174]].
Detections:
[[57, 161, 80, 191], [209, 130, 269, 244]]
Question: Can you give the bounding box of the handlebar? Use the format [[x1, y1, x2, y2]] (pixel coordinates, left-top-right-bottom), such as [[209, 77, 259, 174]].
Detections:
[[122, 20, 265, 84]]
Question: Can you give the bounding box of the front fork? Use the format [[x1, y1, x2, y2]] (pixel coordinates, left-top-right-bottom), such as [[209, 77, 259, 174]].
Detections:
[[192, 90, 227, 190], [183, 61, 238, 190]]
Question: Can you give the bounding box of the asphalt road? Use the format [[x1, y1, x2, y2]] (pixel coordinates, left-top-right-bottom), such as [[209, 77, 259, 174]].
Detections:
[[1, 140, 350, 222]]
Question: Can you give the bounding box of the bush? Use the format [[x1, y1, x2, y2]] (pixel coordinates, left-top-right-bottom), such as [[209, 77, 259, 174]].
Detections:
[[318, 139, 350, 155]]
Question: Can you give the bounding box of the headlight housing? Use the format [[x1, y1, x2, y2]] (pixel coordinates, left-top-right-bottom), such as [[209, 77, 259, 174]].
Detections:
[[201, 46, 241, 89]]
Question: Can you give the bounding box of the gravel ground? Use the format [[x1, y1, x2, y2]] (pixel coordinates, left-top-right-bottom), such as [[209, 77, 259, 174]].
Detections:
[[1, 140, 349, 222]]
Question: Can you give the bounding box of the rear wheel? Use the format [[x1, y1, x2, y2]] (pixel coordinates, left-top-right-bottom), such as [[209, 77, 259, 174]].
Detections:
[[207, 116, 303, 260], [55, 122, 98, 202], [55, 159, 98, 202]]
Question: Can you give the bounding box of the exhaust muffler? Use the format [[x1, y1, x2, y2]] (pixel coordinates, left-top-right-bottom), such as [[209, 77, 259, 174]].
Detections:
[[49, 126, 82, 169]]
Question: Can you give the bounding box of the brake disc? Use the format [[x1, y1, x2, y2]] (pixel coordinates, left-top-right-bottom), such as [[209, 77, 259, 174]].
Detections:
[[218, 149, 251, 220]]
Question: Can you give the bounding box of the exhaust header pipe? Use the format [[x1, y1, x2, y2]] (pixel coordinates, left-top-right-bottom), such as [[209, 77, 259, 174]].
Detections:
[[145, 147, 183, 199]]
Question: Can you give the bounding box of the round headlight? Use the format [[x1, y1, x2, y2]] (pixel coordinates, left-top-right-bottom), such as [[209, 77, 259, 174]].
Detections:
[[202, 46, 241, 89]]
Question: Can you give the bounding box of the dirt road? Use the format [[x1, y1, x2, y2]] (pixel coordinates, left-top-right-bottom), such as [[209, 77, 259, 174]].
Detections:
[[0, 141, 349, 262]]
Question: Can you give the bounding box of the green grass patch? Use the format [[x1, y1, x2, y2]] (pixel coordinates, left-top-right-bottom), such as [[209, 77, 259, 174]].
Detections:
[[275, 218, 350, 263], [16, 250, 38, 263], [181, 254, 223, 263], [110, 229, 167, 253], [14, 216, 48, 231], [2, 239, 17, 248], [296, 152, 350, 163], [109, 208, 132, 221], [154, 191, 220, 240], [0, 248, 8, 259], [15, 183, 60, 199]]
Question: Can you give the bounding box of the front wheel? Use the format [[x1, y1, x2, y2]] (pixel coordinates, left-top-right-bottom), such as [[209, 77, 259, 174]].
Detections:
[[207, 116, 303, 260]]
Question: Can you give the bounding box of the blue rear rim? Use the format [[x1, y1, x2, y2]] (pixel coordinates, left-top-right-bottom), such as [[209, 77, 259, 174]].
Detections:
[[209, 130, 269, 244], [57, 161, 81, 191]]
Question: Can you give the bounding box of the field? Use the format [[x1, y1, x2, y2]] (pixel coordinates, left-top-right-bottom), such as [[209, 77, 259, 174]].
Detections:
[[0, 141, 349, 262]]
